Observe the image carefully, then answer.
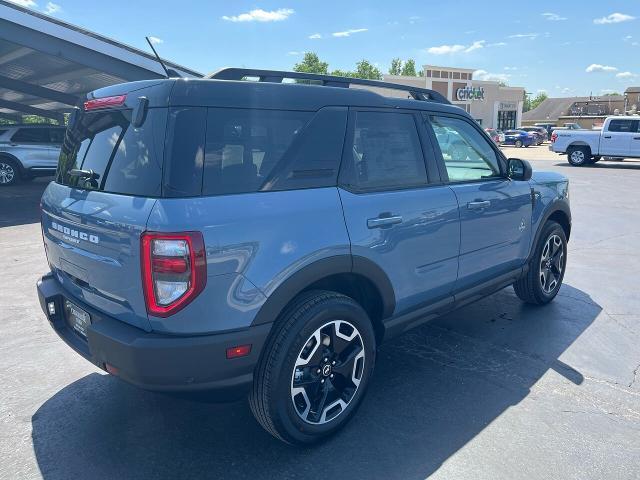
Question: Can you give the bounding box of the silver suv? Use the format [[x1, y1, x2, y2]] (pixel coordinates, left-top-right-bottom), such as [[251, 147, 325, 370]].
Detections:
[[0, 124, 66, 186]]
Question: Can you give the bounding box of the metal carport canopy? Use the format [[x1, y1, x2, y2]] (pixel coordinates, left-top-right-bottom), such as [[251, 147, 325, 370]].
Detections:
[[0, 0, 202, 123]]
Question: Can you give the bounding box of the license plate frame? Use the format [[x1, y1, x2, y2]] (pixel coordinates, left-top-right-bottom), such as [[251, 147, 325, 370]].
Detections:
[[64, 300, 91, 338]]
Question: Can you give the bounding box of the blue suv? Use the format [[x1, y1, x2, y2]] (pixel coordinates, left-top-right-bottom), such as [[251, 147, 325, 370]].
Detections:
[[37, 69, 571, 444]]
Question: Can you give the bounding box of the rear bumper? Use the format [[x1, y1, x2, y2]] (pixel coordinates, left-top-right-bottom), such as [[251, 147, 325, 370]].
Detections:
[[37, 273, 271, 396]]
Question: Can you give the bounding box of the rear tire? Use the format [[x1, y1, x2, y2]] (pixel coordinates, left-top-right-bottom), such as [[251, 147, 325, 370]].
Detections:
[[0, 157, 21, 186], [514, 221, 567, 305], [249, 290, 376, 445], [567, 146, 590, 166]]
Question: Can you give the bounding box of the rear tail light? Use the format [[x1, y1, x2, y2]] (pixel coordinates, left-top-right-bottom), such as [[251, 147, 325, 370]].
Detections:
[[84, 94, 126, 111], [141, 232, 206, 317]]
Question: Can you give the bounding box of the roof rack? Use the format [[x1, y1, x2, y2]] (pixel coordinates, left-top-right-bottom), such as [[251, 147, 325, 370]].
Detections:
[[207, 68, 451, 105]]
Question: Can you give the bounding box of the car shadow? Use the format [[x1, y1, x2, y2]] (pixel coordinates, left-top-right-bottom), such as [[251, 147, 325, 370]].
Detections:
[[554, 160, 640, 170], [31, 284, 599, 480], [0, 177, 51, 227]]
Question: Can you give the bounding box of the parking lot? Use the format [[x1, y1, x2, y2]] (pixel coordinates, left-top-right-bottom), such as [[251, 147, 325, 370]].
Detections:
[[1, 145, 639, 480]]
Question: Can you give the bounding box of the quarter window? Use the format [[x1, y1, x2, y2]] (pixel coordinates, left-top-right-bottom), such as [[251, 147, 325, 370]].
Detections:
[[11, 128, 49, 143], [428, 115, 502, 182], [340, 111, 428, 191]]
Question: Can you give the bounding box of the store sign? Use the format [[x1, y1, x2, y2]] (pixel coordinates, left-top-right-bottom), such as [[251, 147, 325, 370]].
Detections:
[[456, 86, 485, 101], [499, 102, 517, 110]]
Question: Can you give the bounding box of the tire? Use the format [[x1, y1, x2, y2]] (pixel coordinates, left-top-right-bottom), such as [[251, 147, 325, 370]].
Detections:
[[249, 290, 376, 445], [592, 156, 602, 163], [0, 157, 21, 186], [515, 140, 523, 148], [567, 146, 590, 166], [513, 221, 567, 305]]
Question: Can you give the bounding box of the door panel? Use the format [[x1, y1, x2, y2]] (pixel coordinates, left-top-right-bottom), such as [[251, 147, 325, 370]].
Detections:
[[450, 180, 532, 291], [338, 109, 460, 316], [600, 119, 637, 156], [340, 187, 460, 315], [426, 114, 532, 292]]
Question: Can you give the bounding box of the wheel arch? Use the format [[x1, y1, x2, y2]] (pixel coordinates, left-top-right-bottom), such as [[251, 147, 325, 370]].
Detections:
[[0, 152, 26, 178], [567, 141, 592, 152], [529, 202, 571, 262], [251, 255, 395, 343]]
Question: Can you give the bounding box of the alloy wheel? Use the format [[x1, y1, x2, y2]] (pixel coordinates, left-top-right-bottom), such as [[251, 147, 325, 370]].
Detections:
[[291, 320, 365, 425], [570, 150, 585, 164], [539, 234, 564, 294], [0, 162, 15, 184]]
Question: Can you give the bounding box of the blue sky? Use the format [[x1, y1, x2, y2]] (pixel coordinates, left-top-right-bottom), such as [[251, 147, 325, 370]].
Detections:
[[10, 0, 640, 97]]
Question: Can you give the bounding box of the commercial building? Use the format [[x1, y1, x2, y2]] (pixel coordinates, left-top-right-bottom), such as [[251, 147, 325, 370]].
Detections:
[[383, 65, 525, 130], [522, 87, 639, 129]]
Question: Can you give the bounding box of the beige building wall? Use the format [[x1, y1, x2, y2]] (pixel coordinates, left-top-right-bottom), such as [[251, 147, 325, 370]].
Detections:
[[382, 64, 525, 129]]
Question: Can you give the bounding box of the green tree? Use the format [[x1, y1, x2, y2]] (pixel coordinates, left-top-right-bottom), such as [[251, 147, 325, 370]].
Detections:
[[603, 92, 621, 96], [293, 52, 328, 74], [401, 59, 417, 77], [389, 58, 402, 75], [354, 59, 382, 80], [530, 92, 548, 110]]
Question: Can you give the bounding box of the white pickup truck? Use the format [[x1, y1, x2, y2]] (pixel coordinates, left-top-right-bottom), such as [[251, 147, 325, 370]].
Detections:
[[550, 116, 640, 166]]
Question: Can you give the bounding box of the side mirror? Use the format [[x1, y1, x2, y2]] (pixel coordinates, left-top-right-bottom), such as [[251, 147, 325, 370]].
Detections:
[[507, 158, 532, 181]]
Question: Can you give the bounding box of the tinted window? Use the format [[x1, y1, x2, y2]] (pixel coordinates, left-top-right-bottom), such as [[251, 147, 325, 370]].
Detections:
[[163, 107, 206, 197], [202, 108, 311, 196], [340, 111, 427, 191], [49, 128, 65, 144], [11, 128, 49, 143], [608, 119, 639, 133], [429, 115, 502, 183], [56, 108, 167, 196]]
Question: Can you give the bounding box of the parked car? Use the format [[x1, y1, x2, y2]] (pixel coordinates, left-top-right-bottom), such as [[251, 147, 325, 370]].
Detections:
[[503, 129, 535, 147], [0, 124, 66, 186], [519, 126, 547, 145], [550, 116, 640, 165], [534, 122, 557, 138], [550, 123, 582, 135], [485, 128, 505, 145], [37, 69, 571, 445]]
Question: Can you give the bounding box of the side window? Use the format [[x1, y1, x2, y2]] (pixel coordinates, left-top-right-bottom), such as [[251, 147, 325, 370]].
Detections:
[[608, 120, 636, 133], [49, 128, 65, 144], [428, 115, 502, 183], [11, 128, 49, 143], [203, 108, 311, 196], [340, 111, 428, 191]]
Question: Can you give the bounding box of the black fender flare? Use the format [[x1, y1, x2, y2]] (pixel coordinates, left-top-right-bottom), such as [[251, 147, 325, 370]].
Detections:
[[528, 200, 571, 263], [251, 255, 395, 326]]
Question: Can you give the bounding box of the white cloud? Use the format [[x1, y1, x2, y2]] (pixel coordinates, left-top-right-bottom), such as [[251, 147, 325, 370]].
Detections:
[[542, 12, 566, 21], [616, 71, 637, 79], [427, 40, 487, 55], [488, 42, 507, 47], [473, 69, 511, 82], [504, 66, 518, 71], [593, 13, 635, 25], [222, 8, 294, 22], [287, 51, 303, 56], [148, 36, 163, 45], [308, 33, 322, 39], [8, 0, 37, 7], [43, 1, 59, 14], [508, 33, 539, 39], [332, 28, 368, 37], [585, 63, 618, 73]]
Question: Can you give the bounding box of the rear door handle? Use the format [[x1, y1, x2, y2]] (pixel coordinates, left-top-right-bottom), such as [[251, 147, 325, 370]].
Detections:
[[467, 200, 491, 210], [604, 135, 612, 139], [633, 137, 640, 140], [367, 215, 403, 229]]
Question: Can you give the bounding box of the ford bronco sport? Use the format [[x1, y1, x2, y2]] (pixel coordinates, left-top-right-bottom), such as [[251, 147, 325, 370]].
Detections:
[[37, 69, 571, 445]]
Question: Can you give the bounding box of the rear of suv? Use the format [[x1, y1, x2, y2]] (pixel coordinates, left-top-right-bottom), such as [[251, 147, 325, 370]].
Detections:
[[0, 124, 66, 185], [37, 69, 571, 445]]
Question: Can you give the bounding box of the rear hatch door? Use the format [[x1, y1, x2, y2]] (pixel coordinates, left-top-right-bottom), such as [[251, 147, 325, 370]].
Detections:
[[41, 81, 171, 331]]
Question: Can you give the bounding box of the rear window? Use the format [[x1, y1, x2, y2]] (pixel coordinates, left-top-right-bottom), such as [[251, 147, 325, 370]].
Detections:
[[608, 119, 639, 133], [56, 108, 167, 197]]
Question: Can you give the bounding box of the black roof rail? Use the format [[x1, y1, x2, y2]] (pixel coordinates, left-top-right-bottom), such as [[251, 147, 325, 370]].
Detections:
[[207, 68, 451, 105]]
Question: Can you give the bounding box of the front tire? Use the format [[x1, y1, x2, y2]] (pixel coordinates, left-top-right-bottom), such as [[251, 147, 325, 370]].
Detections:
[[0, 157, 20, 186], [515, 140, 523, 148], [567, 146, 590, 166], [514, 221, 567, 304], [249, 291, 376, 445]]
